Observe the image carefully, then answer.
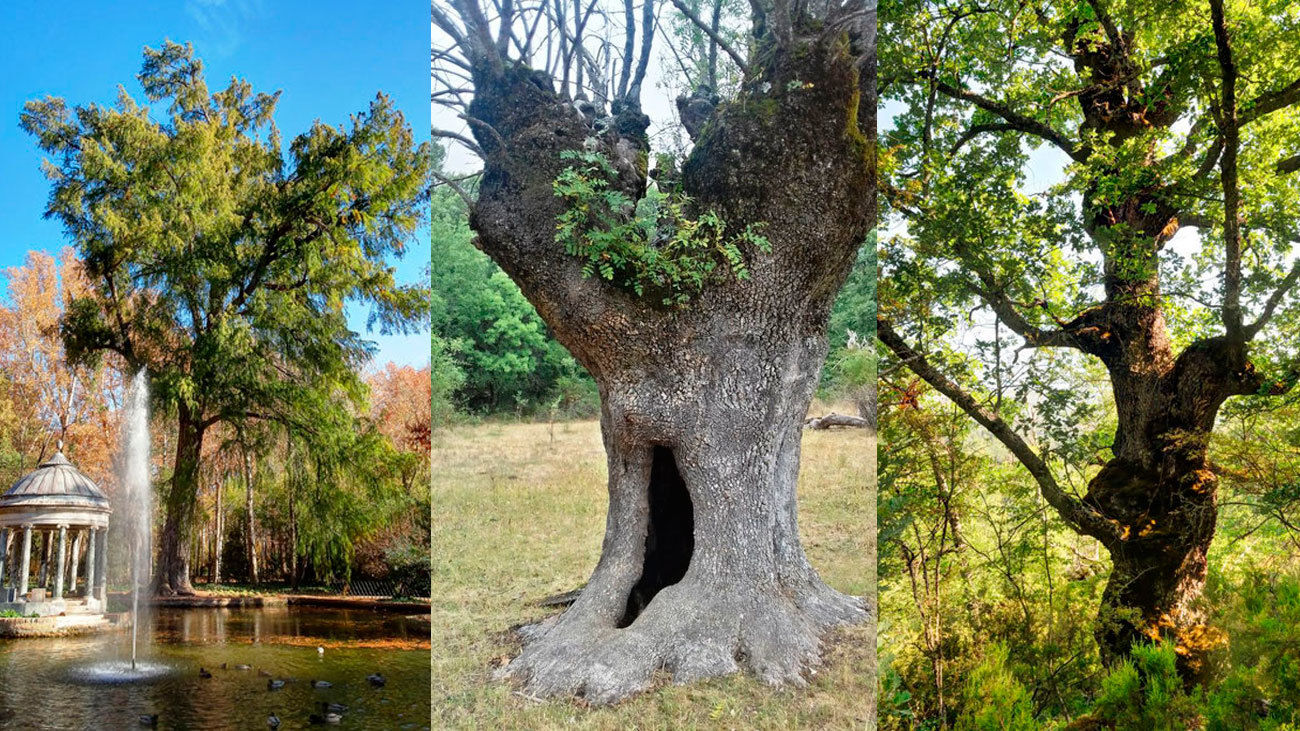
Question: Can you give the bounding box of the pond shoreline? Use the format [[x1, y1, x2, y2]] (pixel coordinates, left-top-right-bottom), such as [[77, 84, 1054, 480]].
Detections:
[[106, 591, 431, 613]]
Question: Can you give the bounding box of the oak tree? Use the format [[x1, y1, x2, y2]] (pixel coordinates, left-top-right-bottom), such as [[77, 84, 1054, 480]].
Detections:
[[878, 0, 1300, 679], [434, 0, 874, 703]]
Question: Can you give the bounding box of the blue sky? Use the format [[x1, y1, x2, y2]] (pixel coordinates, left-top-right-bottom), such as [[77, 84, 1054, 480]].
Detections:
[[0, 0, 429, 367]]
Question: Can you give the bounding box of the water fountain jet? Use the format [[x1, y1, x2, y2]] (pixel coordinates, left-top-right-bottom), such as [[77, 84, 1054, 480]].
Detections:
[[122, 369, 151, 669], [66, 369, 166, 685]]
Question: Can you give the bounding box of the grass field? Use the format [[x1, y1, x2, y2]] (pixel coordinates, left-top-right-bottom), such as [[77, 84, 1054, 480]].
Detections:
[[432, 407, 875, 729]]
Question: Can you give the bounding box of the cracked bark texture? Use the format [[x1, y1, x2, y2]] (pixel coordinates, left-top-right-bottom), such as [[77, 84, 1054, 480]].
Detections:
[[457, 15, 874, 704]]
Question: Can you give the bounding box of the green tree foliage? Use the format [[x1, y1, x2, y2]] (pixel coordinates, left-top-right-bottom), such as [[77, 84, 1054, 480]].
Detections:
[[553, 148, 771, 306], [430, 332, 464, 426], [430, 170, 593, 414], [282, 428, 407, 584], [829, 237, 877, 350], [824, 240, 877, 403], [1200, 568, 1300, 729], [1090, 643, 1203, 730], [21, 41, 429, 592], [877, 380, 1107, 728]]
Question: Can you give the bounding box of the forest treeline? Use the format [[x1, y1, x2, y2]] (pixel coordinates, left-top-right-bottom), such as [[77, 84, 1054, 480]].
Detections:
[[0, 250, 431, 595]]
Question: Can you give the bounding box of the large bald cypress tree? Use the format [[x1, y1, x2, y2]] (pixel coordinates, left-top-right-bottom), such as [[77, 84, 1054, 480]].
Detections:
[[22, 42, 429, 594]]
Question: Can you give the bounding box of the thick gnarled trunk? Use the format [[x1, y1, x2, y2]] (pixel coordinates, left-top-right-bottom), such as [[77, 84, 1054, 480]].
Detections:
[[1083, 335, 1255, 677], [507, 331, 864, 702], [1087, 452, 1218, 679], [462, 22, 873, 702]]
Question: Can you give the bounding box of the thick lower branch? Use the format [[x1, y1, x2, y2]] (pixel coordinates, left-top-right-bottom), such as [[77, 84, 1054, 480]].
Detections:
[[878, 316, 1119, 543]]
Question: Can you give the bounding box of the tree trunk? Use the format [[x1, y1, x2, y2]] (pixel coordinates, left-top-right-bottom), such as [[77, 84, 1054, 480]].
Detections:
[[288, 472, 299, 591], [805, 412, 872, 429], [505, 337, 868, 702], [1082, 334, 1257, 679], [212, 478, 224, 584], [1088, 451, 1218, 680], [465, 29, 873, 702], [241, 437, 259, 585], [155, 404, 204, 595]]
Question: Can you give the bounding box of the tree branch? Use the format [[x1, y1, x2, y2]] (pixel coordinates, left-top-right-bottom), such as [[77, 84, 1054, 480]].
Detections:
[[626, 0, 658, 100], [1244, 259, 1300, 339], [617, 0, 636, 96], [432, 128, 484, 158], [432, 170, 478, 209], [452, 0, 506, 75], [431, 4, 470, 48], [967, 281, 1082, 350], [1212, 0, 1244, 340], [877, 316, 1120, 543], [669, 0, 747, 71], [1240, 76, 1300, 126], [948, 122, 1020, 155], [913, 74, 1086, 162]]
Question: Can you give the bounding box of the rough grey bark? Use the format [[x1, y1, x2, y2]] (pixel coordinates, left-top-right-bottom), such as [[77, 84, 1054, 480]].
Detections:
[[450, 2, 875, 703]]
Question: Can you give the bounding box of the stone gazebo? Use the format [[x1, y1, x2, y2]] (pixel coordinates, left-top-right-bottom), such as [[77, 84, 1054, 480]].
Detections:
[[0, 445, 109, 617]]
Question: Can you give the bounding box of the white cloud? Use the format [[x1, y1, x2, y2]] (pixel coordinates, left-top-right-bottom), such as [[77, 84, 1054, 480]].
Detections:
[[185, 0, 265, 58]]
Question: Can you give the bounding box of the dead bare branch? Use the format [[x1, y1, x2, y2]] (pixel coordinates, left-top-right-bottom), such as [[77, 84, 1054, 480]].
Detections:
[[669, 0, 746, 72]]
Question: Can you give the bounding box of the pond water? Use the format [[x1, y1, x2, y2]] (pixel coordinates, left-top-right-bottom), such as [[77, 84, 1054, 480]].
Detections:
[[0, 606, 431, 730]]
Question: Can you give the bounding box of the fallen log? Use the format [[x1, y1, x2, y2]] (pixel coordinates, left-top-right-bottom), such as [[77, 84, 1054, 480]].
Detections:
[[804, 412, 871, 430]]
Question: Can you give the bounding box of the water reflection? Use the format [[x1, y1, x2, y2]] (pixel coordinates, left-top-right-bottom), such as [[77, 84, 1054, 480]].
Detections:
[[0, 607, 431, 730]]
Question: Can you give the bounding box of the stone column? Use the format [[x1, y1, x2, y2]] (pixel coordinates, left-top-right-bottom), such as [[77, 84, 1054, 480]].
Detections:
[[0, 528, 8, 590], [35, 532, 45, 589], [69, 531, 82, 597], [53, 525, 67, 600], [95, 528, 108, 601], [84, 527, 96, 599], [17, 525, 32, 597]]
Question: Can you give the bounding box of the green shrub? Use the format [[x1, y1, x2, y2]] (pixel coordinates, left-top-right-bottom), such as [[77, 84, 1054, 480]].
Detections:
[[1090, 642, 1201, 730], [956, 644, 1039, 730], [1204, 570, 1300, 729], [554, 147, 770, 306]]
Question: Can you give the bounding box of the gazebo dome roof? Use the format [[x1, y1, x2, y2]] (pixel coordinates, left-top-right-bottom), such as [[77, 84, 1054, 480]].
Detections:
[[0, 449, 111, 514]]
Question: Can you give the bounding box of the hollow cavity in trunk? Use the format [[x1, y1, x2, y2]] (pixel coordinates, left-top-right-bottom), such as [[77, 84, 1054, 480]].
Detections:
[[620, 446, 694, 627]]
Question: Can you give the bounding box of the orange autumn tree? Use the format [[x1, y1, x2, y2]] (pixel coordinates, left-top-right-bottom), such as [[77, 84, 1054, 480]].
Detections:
[[350, 363, 430, 591], [0, 249, 122, 487], [367, 363, 432, 480]]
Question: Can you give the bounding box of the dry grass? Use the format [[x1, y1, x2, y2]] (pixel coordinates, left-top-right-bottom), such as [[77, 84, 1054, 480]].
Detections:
[[432, 405, 875, 728]]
